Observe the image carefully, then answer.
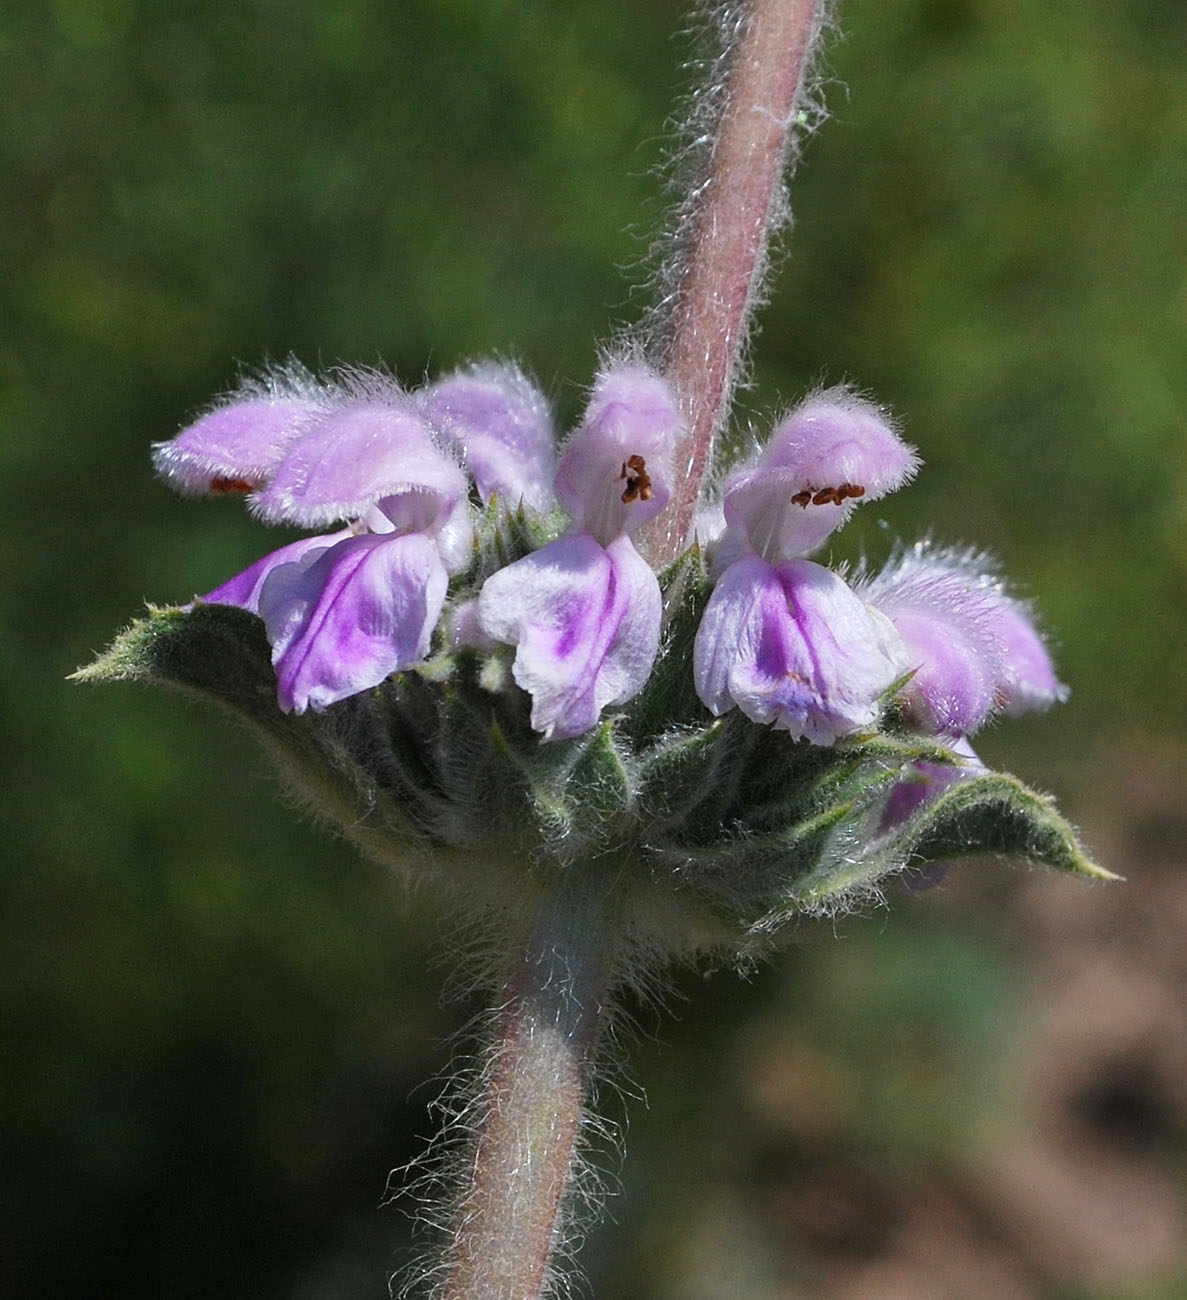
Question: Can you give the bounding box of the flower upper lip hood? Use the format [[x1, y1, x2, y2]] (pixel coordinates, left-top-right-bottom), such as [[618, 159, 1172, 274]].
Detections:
[[250, 393, 475, 578], [552, 363, 676, 546], [721, 390, 919, 566], [759, 391, 919, 498], [251, 385, 469, 532], [419, 361, 557, 514], [150, 362, 326, 496]]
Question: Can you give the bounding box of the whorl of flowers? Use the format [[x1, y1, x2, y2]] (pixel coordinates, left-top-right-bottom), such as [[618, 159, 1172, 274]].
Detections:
[[153, 361, 1066, 759], [78, 349, 1106, 956]]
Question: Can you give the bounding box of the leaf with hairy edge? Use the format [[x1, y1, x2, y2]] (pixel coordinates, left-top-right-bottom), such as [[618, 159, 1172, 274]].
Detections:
[[884, 770, 1114, 882], [77, 603, 440, 874]]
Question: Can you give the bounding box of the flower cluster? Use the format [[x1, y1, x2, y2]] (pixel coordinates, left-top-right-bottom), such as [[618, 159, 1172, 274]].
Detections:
[[75, 347, 1107, 947], [155, 360, 549, 715], [154, 362, 1066, 763]]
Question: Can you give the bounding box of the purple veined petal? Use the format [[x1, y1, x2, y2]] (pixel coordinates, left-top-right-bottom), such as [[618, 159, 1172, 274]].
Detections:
[[553, 363, 682, 545], [204, 529, 351, 614], [257, 531, 448, 714], [861, 543, 1067, 734], [477, 531, 662, 741], [152, 396, 324, 497], [420, 363, 556, 513], [693, 554, 909, 745], [862, 557, 1001, 737], [253, 398, 467, 529], [991, 598, 1069, 715]]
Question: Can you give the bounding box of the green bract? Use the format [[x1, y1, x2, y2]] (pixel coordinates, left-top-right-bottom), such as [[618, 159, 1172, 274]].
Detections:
[[80, 507, 1111, 969]]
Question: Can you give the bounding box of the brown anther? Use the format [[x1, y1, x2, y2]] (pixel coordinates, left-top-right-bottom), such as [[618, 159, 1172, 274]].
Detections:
[[620, 453, 653, 505], [839, 482, 866, 500], [812, 486, 841, 506], [790, 490, 812, 508], [209, 475, 255, 494]]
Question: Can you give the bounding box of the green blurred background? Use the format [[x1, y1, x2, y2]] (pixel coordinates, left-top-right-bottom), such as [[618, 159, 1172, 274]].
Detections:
[[4, 1, 1187, 1296]]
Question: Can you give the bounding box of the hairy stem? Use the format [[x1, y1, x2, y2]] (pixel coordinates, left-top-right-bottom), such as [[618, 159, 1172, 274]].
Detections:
[[437, 869, 620, 1300], [641, 0, 826, 567]]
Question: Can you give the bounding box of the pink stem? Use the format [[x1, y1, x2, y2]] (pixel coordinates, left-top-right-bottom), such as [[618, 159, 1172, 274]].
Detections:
[[438, 878, 617, 1300], [642, 0, 825, 567]]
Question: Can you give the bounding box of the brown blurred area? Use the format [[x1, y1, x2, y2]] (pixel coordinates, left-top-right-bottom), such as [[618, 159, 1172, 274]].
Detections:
[[637, 741, 1187, 1299]]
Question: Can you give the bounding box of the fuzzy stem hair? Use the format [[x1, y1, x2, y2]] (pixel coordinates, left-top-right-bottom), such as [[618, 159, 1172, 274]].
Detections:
[[433, 868, 621, 1300], [640, 0, 830, 567]]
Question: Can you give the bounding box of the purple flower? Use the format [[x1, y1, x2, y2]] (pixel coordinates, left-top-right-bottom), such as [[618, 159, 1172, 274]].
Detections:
[[861, 544, 1068, 739], [863, 545, 1068, 848], [478, 533, 661, 741], [475, 362, 680, 741], [693, 554, 909, 743], [158, 369, 473, 714], [258, 530, 450, 714], [152, 363, 325, 496], [717, 390, 919, 566], [693, 390, 916, 742], [419, 362, 556, 513], [862, 557, 1004, 739]]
